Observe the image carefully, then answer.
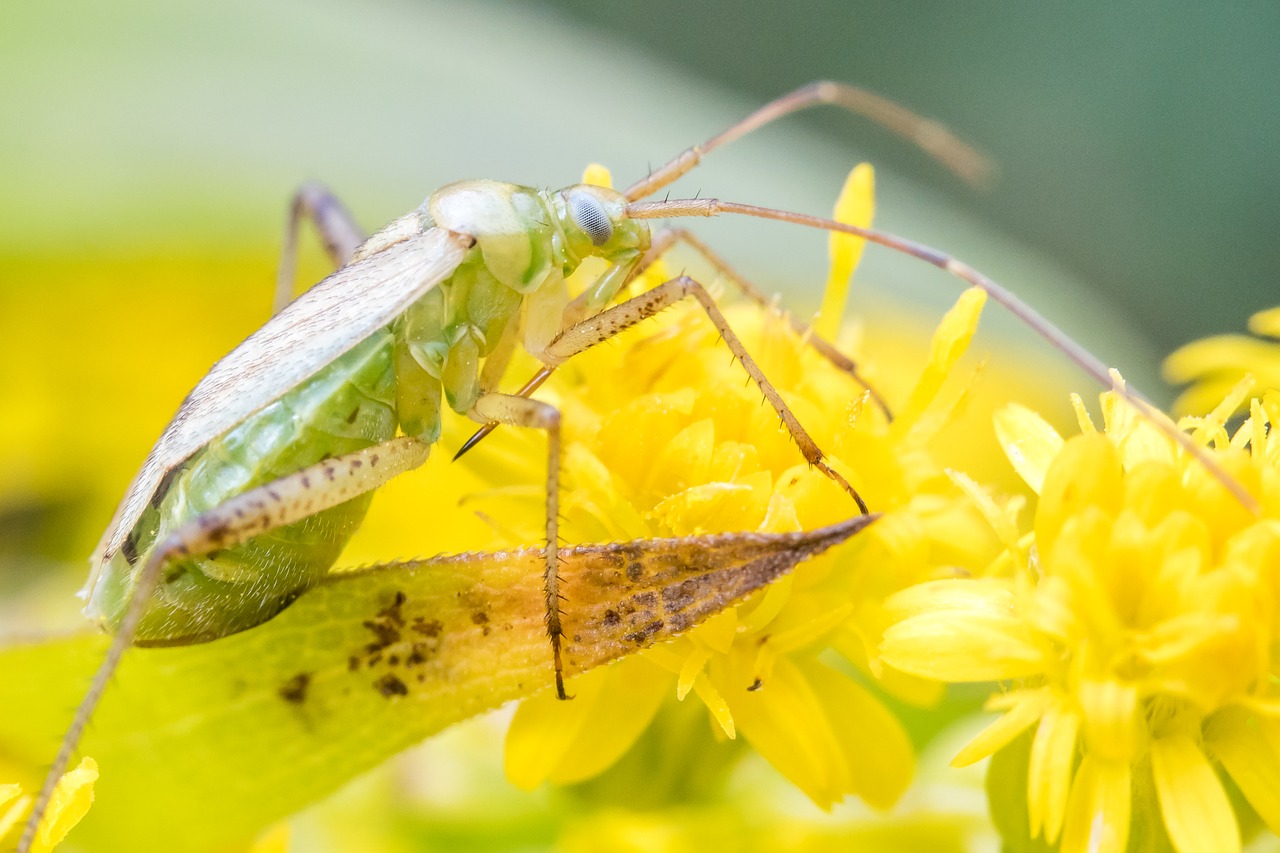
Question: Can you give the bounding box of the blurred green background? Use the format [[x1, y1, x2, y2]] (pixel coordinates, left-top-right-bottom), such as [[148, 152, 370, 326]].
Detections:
[[535, 0, 1280, 353]]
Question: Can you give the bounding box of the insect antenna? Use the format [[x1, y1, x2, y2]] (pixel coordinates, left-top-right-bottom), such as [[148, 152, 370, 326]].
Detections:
[[625, 196, 1260, 515], [624, 80, 994, 202]]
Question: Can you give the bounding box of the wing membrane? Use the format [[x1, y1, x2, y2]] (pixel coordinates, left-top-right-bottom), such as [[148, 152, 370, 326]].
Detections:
[[95, 226, 467, 566]]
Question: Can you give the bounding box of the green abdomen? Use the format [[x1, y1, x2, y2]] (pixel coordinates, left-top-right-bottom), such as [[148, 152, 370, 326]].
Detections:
[[96, 330, 398, 643]]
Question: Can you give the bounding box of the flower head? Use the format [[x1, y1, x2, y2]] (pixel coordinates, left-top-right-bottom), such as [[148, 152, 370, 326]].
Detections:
[[882, 381, 1280, 853], [464, 164, 1011, 810]]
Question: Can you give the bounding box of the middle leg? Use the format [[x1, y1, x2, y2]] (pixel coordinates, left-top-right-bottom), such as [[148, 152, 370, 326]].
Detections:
[[465, 392, 567, 698], [641, 227, 891, 416]]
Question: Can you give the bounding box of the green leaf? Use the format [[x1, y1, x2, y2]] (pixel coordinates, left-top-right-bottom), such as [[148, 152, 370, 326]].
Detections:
[[0, 517, 874, 852]]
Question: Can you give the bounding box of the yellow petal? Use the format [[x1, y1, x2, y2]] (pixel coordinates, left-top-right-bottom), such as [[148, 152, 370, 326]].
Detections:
[[1035, 433, 1123, 556], [1077, 680, 1139, 763], [0, 791, 30, 842], [581, 163, 613, 188], [691, 674, 735, 739], [1249, 305, 1280, 337], [33, 756, 98, 853], [947, 467, 1023, 548], [1150, 733, 1238, 853], [816, 162, 874, 340], [1204, 708, 1280, 835], [504, 659, 669, 789], [722, 655, 847, 808], [798, 659, 913, 810], [1027, 700, 1080, 843], [893, 287, 987, 437], [881, 579, 1043, 682], [1163, 334, 1280, 382], [953, 688, 1050, 767], [1059, 756, 1131, 853], [676, 647, 709, 700], [993, 403, 1064, 495]]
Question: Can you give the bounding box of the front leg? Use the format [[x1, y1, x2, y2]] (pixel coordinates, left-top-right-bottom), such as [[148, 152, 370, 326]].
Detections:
[[543, 275, 870, 514]]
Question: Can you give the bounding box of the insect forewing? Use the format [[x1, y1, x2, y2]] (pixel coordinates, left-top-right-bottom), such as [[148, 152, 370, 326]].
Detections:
[[90, 226, 467, 579]]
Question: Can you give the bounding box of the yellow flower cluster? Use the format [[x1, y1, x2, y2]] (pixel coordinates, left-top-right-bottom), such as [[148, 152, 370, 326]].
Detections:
[[882, 378, 1280, 853], [479, 165, 1007, 810]]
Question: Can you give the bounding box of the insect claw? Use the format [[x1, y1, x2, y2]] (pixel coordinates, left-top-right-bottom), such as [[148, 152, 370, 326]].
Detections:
[[453, 424, 496, 461]]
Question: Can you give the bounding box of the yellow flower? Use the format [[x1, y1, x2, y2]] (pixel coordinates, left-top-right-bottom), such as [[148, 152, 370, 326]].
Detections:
[[882, 382, 1280, 853], [1165, 303, 1280, 415], [467, 164, 1009, 810], [0, 757, 98, 853]]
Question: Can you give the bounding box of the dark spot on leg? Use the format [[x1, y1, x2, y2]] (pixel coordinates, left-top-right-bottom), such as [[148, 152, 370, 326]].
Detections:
[[602, 609, 620, 626], [626, 561, 643, 582], [387, 654, 400, 666], [346, 407, 360, 424], [348, 656, 360, 672], [279, 672, 311, 704], [370, 454, 380, 467], [374, 674, 408, 697], [471, 610, 489, 626]]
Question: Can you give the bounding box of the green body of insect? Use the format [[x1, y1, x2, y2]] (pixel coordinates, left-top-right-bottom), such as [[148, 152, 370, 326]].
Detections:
[[85, 179, 650, 643]]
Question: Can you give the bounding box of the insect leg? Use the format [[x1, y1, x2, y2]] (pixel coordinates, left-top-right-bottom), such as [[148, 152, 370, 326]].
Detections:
[[642, 227, 890, 416], [624, 80, 992, 201], [18, 437, 429, 853], [466, 392, 567, 698], [274, 182, 366, 315], [542, 275, 870, 514]]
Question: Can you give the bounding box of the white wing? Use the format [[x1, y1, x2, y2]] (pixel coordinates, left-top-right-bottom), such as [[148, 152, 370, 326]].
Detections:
[[94, 226, 468, 567]]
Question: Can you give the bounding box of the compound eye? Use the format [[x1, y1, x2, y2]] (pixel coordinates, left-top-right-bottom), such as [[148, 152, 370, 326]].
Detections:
[[567, 191, 614, 247]]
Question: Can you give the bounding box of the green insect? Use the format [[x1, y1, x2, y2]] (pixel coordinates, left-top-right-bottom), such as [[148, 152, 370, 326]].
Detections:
[[29, 80, 1215, 850]]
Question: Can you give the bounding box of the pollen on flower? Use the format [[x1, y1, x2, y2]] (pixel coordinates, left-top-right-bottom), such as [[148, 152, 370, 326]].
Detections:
[[883, 384, 1280, 853], [486, 163, 1010, 812]]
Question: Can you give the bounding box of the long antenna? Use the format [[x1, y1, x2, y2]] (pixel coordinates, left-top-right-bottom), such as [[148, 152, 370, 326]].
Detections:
[[625, 197, 1261, 515], [625, 81, 993, 202]]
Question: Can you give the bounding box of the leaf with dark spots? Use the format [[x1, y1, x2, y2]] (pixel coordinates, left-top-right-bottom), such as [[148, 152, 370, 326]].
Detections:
[[0, 514, 876, 852]]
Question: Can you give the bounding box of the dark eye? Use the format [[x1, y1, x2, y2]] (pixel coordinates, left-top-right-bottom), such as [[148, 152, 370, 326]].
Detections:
[[568, 191, 613, 247]]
